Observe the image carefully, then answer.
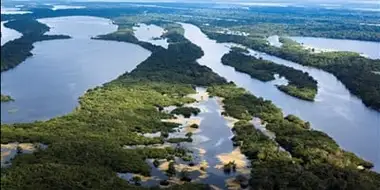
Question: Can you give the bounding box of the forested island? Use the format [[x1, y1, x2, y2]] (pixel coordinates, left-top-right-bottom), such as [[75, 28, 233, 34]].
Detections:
[[1, 21, 226, 189], [1, 2, 380, 189], [1, 19, 70, 72], [205, 31, 380, 111], [222, 47, 318, 101], [2, 15, 380, 189], [208, 83, 379, 189]]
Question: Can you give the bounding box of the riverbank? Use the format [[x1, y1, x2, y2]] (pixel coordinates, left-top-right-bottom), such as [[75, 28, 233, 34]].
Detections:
[[1, 16, 379, 190], [204, 30, 380, 111], [1, 19, 70, 72], [222, 47, 317, 101], [0, 21, 228, 189], [207, 83, 380, 189]]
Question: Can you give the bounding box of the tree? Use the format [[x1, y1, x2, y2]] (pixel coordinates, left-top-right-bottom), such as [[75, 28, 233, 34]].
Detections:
[[131, 176, 142, 186], [185, 132, 193, 139], [167, 162, 176, 177]]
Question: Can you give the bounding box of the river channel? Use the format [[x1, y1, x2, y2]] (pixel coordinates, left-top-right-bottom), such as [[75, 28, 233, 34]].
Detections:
[[181, 23, 380, 172]]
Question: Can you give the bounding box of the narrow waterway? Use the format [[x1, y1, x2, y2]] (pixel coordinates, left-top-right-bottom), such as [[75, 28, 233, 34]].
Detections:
[[1, 16, 151, 123], [133, 23, 169, 48], [268, 35, 380, 59], [119, 88, 250, 189], [181, 23, 380, 172], [1, 21, 22, 46]]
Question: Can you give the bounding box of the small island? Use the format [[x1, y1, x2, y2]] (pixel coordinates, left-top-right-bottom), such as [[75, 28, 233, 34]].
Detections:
[[221, 47, 318, 101], [170, 107, 201, 118], [1, 94, 14, 102]]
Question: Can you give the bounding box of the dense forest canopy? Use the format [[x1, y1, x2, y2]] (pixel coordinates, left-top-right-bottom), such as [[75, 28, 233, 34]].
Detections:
[[204, 31, 380, 111], [222, 47, 318, 101], [1, 2, 380, 189]]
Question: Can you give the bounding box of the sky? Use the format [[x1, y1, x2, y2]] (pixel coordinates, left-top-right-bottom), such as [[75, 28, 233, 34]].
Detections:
[[74, 0, 379, 3]]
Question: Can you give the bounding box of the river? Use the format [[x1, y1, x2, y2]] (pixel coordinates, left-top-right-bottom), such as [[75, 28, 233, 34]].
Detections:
[[133, 23, 169, 48], [181, 23, 380, 172], [268, 35, 380, 59], [1, 21, 22, 46], [290, 36, 380, 59], [120, 88, 250, 188], [1, 16, 151, 123]]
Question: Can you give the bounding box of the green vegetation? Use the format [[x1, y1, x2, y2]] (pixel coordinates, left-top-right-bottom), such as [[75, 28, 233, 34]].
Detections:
[[180, 169, 192, 182], [3, 2, 379, 42], [1, 94, 14, 102], [188, 7, 380, 42], [2, 6, 379, 188], [222, 48, 318, 101], [189, 124, 199, 129], [167, 138, 192, 143], [209, 84, 380, 189], [93, 30, 161, 53], [208, 83, 282, 121], [167, 162, 176, 177], [1, 21, 225, 189], [206, 31, 380, 110], [1, 163, 140, 190], [170, 107, 201, 118], [153, 159, 160, 167], [1, 19, 70, 72], [223, 161, 237, 174], [131, 176, 142, 186]]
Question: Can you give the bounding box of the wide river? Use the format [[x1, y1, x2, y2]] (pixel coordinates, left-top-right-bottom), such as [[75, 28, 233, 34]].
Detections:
[[1, 16, 379, 173], [1, 16, 151, 123], [181, 23, 380, 172]]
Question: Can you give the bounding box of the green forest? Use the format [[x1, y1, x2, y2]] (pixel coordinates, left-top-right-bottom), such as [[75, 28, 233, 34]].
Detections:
[[222, 47, 318, 101], [1, 19, 70, 72], [1, 22, 226, 190], [208, 84, 380, 189], [205, 31, 380, 111], [1, 3, 380, 190]]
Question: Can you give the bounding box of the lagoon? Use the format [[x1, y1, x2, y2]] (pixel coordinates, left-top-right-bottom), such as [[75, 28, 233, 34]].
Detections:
[[1, 16, 151, 123]]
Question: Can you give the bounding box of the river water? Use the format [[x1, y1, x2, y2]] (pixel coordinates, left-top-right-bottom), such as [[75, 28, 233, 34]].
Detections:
[[120, 88, 250, 188], [1, 16, 151, 123], [1, 21, 22, 46], [133, 23, 169, 48], [268, 35, 380, 59], [181, 23, 380, 172], [1, 6, 32, 15], [290, 36, 380, 59]]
